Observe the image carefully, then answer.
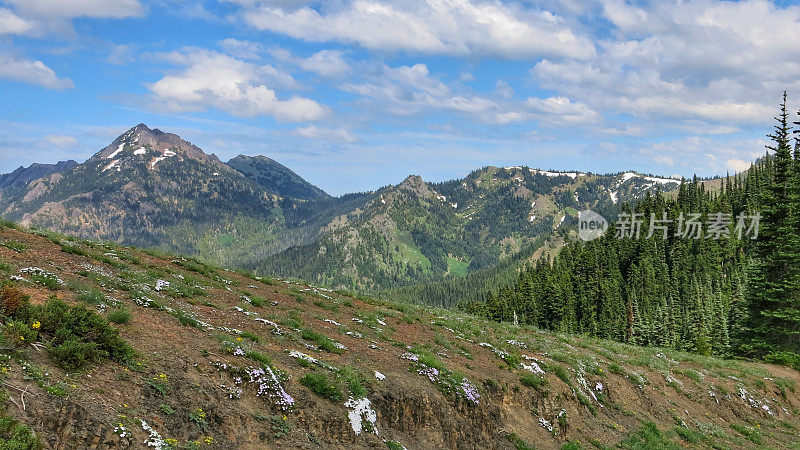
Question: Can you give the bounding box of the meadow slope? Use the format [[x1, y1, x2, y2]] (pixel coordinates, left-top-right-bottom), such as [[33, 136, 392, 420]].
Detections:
[[0, 223, 798, 449]]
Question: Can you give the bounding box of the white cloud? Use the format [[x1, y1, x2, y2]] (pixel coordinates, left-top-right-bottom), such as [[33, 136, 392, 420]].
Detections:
[[292, 125, 356, 142], [4, 0, 144, 19], [45, 134, 78, 146], [635, 136, 765, 175], [219, 38, 263, 60], [106, 43, 137, 65], [147, 48, 327, 121], [341, 61, 597, 127], [235, 0, 595, 59], [726, 158, 753, 172], [529, 0, 800, 126], [297, 50, 350, 77], [271, 48, 351, 77], [0, 53, 74, 90], [524, 96, 599, 124], [0, 7, 34, 35]]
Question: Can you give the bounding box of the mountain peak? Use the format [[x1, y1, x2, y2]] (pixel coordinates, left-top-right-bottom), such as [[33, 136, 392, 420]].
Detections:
[[227, 155, 328, 200], [90, 124, 225, 171], [397, 174, 432, 196]]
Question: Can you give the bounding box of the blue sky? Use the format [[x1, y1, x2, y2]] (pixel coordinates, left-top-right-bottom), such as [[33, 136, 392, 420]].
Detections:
[[1, 0, 799, 195]]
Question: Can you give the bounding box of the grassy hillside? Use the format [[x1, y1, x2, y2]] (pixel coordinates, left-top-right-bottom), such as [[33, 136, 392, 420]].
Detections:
[[0, 222, 798, 449]]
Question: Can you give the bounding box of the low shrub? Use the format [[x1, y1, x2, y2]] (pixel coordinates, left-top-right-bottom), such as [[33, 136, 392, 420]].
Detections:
[[16, 297, 134, 371], [0, 285, 28, 316], [108, 308, 132, 325], [0, 410, 42, 449]]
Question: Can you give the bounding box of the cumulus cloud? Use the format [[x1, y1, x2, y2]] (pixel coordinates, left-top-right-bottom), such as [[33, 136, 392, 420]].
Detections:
[[234, 0, 595, 59], [524, 96, 599, 125], [0, 53, 74, 89], [530, 0, 800, 126], [147, 48, 327, 121], [727, 158, 753, 172], [341, 61, 596, 126], [292, 125, 356, 142]]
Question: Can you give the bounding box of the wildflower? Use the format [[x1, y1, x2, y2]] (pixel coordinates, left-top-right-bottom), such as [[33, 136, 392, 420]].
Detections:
[[32, 321, 40, 330]]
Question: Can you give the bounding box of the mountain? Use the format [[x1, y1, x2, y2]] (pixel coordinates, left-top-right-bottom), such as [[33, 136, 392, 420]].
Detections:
[[0, 160, 77, 190], [0, 124, 285, 266], [227, 154, 328, 201], [257, 166, 684, 291], [1, 222, 798, 449], [0, 124, 690, 294]]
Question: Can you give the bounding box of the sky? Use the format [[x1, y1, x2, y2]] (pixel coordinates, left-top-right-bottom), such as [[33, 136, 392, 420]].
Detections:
[[1, 0, 799, 195]]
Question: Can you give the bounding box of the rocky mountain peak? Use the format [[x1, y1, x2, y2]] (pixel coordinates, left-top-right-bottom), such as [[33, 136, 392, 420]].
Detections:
[[397, 175, 434, 198], [90, 124, 228, 172]]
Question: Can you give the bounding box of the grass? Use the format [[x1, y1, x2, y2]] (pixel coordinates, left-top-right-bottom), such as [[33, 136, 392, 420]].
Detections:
[[520, 374, 548, 389], [60, 242, 88, 256], [240, 331, 261, 343], [730, 423, 762, 444], [75, 288, 105, 305], [340, 367, 367, 397], [313, 300, 338, 312], [173, 258, 216, 278], [300, 372, 342, 402], [245, 350, 273, 367], [1, 240, 27, 253], [674, 426, 703, 444], [301, 329, 343, 354], [507, 433, 535, 450], [618, 422, 680, 449], [247, 295, 268, 307], [168, 309, 204, 329]]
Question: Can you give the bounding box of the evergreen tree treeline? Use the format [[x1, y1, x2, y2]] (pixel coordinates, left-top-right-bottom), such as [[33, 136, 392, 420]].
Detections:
[[465, 93, 800, 367]]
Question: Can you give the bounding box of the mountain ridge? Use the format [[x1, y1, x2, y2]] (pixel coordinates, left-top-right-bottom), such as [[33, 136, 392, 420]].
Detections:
[[0, 124, 724, 294]]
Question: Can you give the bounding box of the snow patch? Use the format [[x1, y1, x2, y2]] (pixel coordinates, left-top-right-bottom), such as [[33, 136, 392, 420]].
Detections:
[[530, 169, 585, 179], [107, 143, 124, 159], [103, 160, 119, 172], [609, 191, 618, 204], [150, 157, 166, 169], [133, 147, 147, 155], [374, 371, 386, 381], [163, 149, 176, 157]]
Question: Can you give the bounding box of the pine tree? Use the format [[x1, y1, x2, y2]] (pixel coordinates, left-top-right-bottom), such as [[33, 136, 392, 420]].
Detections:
[[743, 92, 800, 361]]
